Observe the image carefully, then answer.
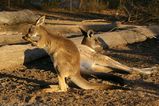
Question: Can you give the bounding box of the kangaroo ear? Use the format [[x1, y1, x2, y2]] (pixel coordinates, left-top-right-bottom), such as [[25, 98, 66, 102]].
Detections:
[[36, 16, 45, 26], [79, 27, 87, 37], [87, 30, 94, 38]]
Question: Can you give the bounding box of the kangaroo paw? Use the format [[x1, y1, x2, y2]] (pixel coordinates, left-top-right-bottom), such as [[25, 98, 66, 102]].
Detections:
[[43, 85, 68, 92], [132, 66, 157, 75], [43, 88, 60, 92]]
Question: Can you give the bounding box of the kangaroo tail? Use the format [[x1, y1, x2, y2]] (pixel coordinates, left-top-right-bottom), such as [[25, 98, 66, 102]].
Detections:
[[70, 72, 116, 90]]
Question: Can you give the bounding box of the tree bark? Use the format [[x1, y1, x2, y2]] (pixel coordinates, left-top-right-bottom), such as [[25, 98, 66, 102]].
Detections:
[[8, 0, 11, 8], [79, 0, 84, 9]]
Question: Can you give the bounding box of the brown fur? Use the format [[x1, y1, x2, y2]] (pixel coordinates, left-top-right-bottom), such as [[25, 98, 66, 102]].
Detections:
[[23, 16, 118, 92], [78, 28, 155, 75], [80, 28, 103, 52]]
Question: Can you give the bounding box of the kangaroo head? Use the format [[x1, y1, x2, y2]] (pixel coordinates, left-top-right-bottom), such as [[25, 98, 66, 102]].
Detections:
[[22, 16, 46, 46], [80, 28, 103, 52]]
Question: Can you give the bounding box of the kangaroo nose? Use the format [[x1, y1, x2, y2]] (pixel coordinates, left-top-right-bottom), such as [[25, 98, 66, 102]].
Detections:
[[22, 36, 25, 40], [22, 36, 27, 40]]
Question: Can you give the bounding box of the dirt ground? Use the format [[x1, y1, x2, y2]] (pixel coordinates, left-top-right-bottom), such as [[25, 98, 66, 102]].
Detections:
[[0, 10, 159, 106], [0, 39, 158, 106]]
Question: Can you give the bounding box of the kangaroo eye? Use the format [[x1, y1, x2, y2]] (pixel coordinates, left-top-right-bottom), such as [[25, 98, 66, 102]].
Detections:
[[28, 28, 31, 33], [95, 39, 98, 42]]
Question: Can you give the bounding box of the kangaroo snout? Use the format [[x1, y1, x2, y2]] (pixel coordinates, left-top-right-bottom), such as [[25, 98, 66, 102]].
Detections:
[[22, 36, 25, 40], [22, 34, 29, 41], [22, 35, 37, 46]]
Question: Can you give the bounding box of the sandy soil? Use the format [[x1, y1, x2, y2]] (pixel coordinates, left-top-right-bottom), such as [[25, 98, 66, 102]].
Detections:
[[0, 38, 159, 106]]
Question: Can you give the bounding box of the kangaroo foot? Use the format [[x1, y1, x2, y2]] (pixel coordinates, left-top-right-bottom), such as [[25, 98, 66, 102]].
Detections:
[[43, 85, 68, 92], [133, 66, 158, 75]]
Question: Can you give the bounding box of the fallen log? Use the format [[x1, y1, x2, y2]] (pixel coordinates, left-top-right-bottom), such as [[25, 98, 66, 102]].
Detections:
[[71, 25, 159, 48], [98, 25, 159, 48], [0, 10, 39, 35], [0, 44, 47, 71], [0, 20, 125, 34], [0, 23, 32, 35], [70, 25, 159, 48], [0, 13, 118, 37], [0, 10, 38, 25], [0, 25, 159, 70], [0, 34, 25, 46], [0, 22, 120, 46], [79, 21, 123, 32], [1, 24, 158, 47]]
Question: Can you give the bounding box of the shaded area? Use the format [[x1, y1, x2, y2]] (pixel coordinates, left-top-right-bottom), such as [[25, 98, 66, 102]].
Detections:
[[104, 38, 159, 66], [41, 10, 126, 22], [0, 72, 53, 88]]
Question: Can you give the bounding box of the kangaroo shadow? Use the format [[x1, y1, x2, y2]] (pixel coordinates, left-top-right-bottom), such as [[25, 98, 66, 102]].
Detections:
[[0, 72, 55, 92], [23, 48, 55, 72], [98, 36, 109, 49], [124, 78, 159, 96], [103, 38, 159, 66], [1, 70, 159, 96]]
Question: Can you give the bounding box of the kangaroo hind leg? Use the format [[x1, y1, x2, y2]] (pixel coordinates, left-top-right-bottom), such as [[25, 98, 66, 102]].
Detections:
[[43, 75, 69, 93], [91, 64, 114, 73]]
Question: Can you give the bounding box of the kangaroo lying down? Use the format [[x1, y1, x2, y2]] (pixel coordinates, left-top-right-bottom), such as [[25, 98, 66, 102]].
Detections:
[[79, 28, 156, 75], [78, 44, 155, 75]]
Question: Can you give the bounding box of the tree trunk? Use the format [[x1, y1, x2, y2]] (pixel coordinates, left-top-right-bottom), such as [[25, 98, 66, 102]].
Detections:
[[79, 0, 84, 9], [8, 0, 11, 8]]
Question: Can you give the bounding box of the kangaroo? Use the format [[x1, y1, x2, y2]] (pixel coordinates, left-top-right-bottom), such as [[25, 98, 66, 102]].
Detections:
[[78, 44, 155, 75], [23, 16, 155, 91], [23, 16, 121, 92], [78, 30, 155, 75], [80, 28, 104, 52]]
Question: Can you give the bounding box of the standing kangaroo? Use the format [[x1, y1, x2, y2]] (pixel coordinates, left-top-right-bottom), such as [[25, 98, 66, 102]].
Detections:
[[23, 16, 120, 92]]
